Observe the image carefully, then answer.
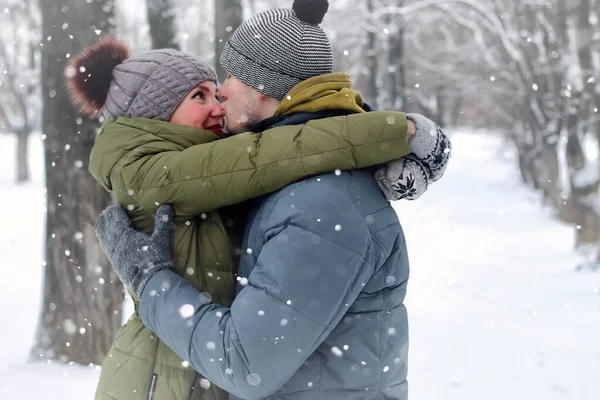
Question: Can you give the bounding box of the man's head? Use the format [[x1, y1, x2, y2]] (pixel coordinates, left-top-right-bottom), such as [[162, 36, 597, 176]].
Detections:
[[219, 0, 332, 134]]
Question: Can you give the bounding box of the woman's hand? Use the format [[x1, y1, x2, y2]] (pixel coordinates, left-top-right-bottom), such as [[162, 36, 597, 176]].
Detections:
[[95, 204, 176, 298], [376, 113, 452, 201]]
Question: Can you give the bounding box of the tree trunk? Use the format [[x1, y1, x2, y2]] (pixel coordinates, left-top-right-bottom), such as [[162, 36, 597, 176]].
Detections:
[[16, 130, 30, 183], [214, 0, 243, 82], [387, 1, 405, 111], [558, 196, 577, 224], [366, 0, 379, 109], [565, 101, 600, 247], [31, 0, 122, 366], [557, 124, 577, 224], [528, 149, 543, 191], [575, 196, 600, 247], [572, 0, 600, 247], [516, 151, 532, 185], [540, 141, 560, 207], [147, 0, 180, 50]]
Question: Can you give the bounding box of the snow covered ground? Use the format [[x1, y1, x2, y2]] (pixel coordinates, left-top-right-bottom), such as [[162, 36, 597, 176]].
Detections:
[[0, 131, 598, 399], [398, 132, 599, 399]]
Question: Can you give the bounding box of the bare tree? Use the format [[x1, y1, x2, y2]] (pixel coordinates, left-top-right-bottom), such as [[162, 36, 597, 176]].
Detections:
[[147, 0, 180, 49], [31, 0, 122, 366], [0, 0, 40, 183], [434, 0, 600, 249]]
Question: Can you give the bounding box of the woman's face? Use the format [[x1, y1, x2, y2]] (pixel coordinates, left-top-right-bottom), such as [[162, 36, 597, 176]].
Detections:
[[170, 81, 226, 135]]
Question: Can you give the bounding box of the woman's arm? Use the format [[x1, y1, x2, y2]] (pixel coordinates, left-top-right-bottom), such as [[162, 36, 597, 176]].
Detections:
[[105, 111, 411, 219]]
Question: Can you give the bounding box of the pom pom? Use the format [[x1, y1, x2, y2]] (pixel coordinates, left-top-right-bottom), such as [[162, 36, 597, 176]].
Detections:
[[65, 36, 130, 117], [292, 0, 329, 25]]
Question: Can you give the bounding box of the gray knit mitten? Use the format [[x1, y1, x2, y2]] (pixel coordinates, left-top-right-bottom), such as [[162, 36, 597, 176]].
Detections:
[[376, 113, 452, 201], [95, 204, 175, 298]]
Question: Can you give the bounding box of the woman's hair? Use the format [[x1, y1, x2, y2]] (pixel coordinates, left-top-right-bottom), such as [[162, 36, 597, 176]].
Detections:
[[65, 36, 218, 121]]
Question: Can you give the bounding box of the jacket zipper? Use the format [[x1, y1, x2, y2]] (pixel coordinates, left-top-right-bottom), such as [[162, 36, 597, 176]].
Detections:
[[147, 335, 160, 400], [147, 373, 158, 400], [187, 375, 198, 400]]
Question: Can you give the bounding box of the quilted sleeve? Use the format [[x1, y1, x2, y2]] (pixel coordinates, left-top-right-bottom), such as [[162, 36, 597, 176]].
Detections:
[[139, 182, 375, 399], [120, 111, 411, 219]]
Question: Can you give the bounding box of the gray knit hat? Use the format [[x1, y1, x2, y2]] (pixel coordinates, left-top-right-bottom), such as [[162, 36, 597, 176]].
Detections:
[[66, 37, 218, 121], [219, 0, 333, 101]]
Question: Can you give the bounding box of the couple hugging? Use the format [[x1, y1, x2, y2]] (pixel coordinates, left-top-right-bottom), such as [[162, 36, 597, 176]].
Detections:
[[67, 1, 451, 399]]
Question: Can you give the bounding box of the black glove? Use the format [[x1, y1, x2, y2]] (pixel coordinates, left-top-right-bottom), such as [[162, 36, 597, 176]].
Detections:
[[95, 204, 175, 298]]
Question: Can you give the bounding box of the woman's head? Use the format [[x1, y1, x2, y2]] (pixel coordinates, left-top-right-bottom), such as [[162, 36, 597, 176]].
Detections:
[[66, 37, 225, 134]]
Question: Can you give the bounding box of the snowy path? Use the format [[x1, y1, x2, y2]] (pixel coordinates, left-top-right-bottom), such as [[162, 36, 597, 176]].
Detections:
[[0, 132, 598, 399], [397, 133, 600, 399]]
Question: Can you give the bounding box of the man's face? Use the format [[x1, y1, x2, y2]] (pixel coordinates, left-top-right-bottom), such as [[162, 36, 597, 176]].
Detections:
[[219, 72, 264, 134]]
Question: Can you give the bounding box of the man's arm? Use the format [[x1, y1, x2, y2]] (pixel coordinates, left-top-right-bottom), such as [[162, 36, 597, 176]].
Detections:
[[99, 184, 375, 399]]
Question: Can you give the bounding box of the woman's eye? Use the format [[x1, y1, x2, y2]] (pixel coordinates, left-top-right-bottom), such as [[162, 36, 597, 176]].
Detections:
[[192, 92, 205, 100]]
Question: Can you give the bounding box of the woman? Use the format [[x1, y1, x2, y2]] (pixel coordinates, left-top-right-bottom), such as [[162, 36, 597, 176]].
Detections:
[[67, 37, 446, 400]]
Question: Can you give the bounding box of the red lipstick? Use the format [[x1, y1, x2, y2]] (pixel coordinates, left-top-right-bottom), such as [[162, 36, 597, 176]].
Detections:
[[206, 124, 224, 136]]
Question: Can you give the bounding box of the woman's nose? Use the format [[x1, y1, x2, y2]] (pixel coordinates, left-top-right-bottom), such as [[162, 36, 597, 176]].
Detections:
[[212, 102, 226, 117]]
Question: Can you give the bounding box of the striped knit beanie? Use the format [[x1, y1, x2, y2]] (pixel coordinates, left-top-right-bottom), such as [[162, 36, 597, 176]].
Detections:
[[219, 0, 332, 101], [66, 36, 218, 121]]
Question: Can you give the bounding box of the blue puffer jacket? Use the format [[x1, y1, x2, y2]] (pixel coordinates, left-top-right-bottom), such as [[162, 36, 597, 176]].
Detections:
[[139, 111, 410, 400], [140, 169, 410, 400]]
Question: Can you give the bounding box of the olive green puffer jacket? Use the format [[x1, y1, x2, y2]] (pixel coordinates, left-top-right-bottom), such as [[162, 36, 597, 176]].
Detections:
[[89, 112, 410, 400]]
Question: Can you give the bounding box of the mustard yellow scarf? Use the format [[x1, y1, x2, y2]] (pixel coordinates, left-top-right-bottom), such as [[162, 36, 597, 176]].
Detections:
[[274, 73, 366, 116]]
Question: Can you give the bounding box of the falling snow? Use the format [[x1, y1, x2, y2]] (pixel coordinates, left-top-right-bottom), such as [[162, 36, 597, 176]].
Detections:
[[179, 304, 195, 318]]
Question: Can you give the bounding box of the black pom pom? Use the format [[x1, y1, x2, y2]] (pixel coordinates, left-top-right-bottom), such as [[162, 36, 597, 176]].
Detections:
[[292, 0, 329, 25]]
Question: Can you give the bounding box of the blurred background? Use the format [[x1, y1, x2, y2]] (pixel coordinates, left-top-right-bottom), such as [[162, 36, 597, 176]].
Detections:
[[0, 0, 599, 399]]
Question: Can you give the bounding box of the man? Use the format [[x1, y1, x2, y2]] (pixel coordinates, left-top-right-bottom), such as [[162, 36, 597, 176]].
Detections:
[[96, 1, 450, 399]]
